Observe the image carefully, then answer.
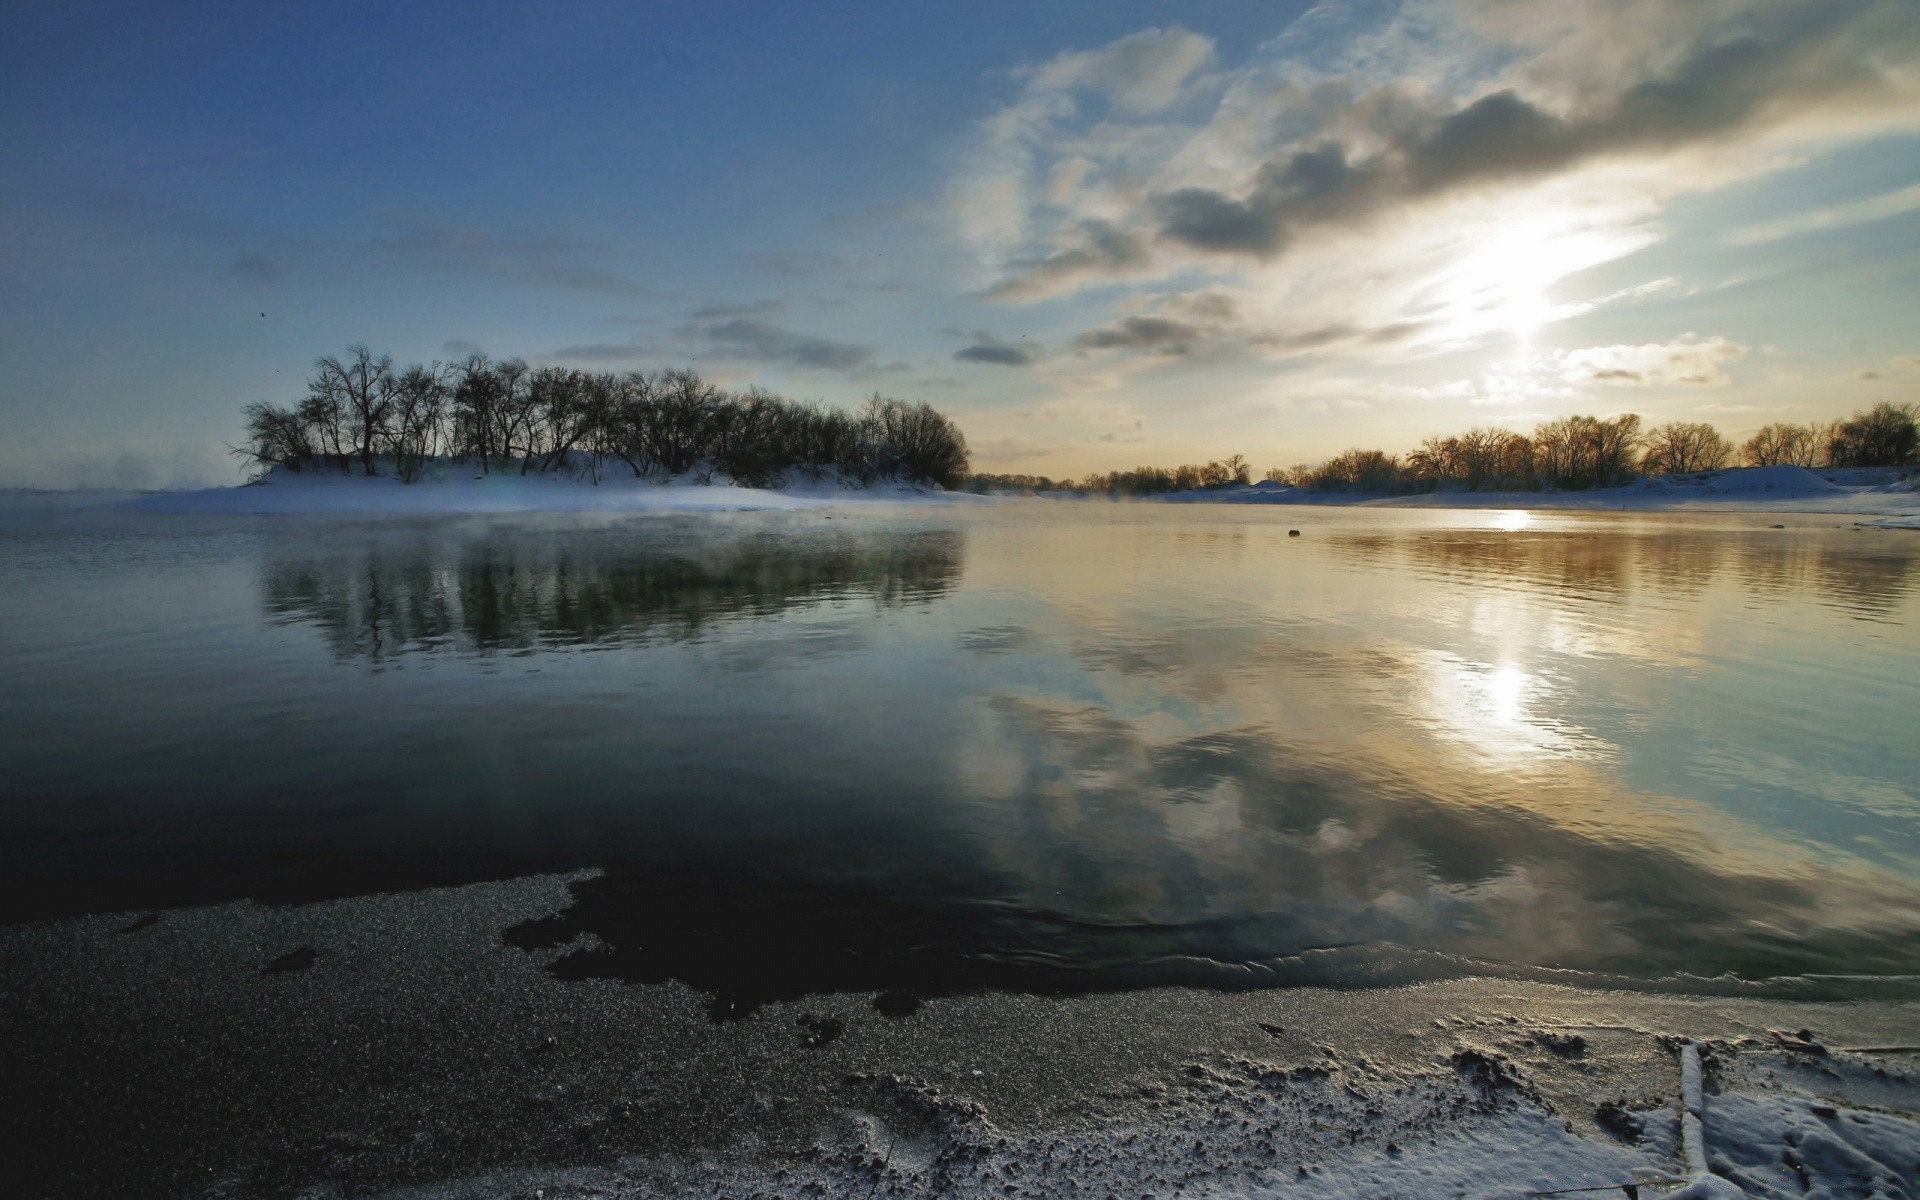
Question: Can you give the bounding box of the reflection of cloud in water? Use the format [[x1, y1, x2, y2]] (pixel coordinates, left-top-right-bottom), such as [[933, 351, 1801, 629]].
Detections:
[[262, 524, 966, 660], [957, 695, 1920, 982]]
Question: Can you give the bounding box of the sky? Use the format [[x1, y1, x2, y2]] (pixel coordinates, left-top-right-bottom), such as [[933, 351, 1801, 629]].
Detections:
[[2, 0, 1918, 488]]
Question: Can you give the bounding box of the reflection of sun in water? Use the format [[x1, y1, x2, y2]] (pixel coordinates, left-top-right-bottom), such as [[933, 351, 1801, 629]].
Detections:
[[1484, 663, 1526, 726], [1421, 652, 1594, 765], [1489, 509, 1532, 532]]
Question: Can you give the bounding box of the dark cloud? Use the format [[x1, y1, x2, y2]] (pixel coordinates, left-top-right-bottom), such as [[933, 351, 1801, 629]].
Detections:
[[547, 341, 654, 363], [696, 317, 874, 371], [1362, 321, 1430, 344], [1250, 324, 1359, 352], [1073, 316, 1201, 355], [371, 214, 647, 298], [955, 332, 1040, 366], [986, 220, 1153, 300], [956, 344, 1037, 366], [690, 299, 783, 320]]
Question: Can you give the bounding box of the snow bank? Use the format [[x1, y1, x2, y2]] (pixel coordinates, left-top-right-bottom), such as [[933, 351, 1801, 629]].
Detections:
[[123, 464, 975, 516]]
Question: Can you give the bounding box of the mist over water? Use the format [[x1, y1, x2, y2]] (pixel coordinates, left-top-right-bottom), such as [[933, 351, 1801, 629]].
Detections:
[[2, 501, 1917, 1009]]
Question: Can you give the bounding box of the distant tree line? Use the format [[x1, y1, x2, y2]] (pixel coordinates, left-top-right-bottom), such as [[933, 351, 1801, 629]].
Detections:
[[241, 346, 972, 489], [1282, 403, 1917, 494], [966, 402, 1916, 497], [968, 456, 1252, 496]]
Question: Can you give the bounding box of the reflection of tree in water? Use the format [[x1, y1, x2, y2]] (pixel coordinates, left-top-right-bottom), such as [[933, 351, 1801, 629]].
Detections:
[[1329, 531, 1917, 615], [264, 527, 966, 659]]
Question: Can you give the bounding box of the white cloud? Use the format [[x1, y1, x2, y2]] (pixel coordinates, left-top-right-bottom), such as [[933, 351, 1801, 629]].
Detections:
[[1729, 180, 1920, 245], [1556, 335, 1749, 387], [1025, 27, 1216, 115]]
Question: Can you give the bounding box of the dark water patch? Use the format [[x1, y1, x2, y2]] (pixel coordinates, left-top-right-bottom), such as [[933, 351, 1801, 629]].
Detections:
[[262, 945, 318, 973]]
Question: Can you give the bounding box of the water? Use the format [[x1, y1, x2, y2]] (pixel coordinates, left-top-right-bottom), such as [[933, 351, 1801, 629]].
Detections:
[[3, 499, 1918, 1012]]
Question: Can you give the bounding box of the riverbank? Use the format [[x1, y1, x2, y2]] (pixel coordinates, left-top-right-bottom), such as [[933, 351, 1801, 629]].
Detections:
[[1159, 464, 1920, 520], [3, 872, 1915, 1199]]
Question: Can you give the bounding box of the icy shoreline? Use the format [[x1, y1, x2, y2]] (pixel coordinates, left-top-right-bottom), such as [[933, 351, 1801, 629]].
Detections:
[[6, 874, 1917, 1199]]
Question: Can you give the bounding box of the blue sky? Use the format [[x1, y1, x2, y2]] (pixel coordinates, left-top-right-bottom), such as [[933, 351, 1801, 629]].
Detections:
[[2, 0, 1918, 487]]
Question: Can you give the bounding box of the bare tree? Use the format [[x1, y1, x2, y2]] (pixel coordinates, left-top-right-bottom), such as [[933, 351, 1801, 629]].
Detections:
[[308, 346, 400, 475], [1741, 422, 1822, 468], [1641, 421, 1733, 474], [1828, 402, 1919, 467], [1533, 414, 1642, 490], [390, 364, 448, 483]]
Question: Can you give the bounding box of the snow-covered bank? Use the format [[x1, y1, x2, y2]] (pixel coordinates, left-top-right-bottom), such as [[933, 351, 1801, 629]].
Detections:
[[1163, 464, 1920, 518], [124, 463, 977, 515], [376, 1039, 1919, 1200]]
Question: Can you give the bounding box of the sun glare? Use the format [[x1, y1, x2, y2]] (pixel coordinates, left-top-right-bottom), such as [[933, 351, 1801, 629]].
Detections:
[[1434, 213, 1656, 343]]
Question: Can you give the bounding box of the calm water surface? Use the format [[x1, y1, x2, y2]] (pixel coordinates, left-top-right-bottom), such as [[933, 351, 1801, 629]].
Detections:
[[3, 499, 1917, 1009]]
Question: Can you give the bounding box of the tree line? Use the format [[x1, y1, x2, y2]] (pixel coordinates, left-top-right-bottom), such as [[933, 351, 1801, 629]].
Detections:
[[241, 346, 972, 489], [966, 403, 1918, 496]]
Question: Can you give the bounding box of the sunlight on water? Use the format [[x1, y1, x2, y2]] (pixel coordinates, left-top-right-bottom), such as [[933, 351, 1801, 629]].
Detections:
[[1, 499, 1917, 1002]]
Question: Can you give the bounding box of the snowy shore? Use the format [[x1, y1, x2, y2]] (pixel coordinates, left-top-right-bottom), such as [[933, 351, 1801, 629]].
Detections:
[[1162, 464, 1920, 521], [111, 462, 1920, 523], [123, 462, 976, 516]]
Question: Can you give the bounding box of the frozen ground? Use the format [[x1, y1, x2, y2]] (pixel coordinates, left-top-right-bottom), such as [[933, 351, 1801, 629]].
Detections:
[[1167, 465, 1920, 520], [383, 1041, 1920, 1200], [3, 874, 1915, 1199], [121, 462, 972, 515]]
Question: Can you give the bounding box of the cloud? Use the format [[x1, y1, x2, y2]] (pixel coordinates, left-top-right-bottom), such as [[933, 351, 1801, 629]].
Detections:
[[955, 332, 1041, 366], [548, 341, 655, 363], [1024, 26, 1215, 115], [1073, 315, 1202, 355], [962, 2, 1920, 305], [970, 437, 1059, 465], [371, 213, 647, 298], [1558, 335, 1750, 387], [442, 339, 484, 359], [984, 220, 1154, 300], [1729, 180, 1920, 245], [693, 316, 874, 371]]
